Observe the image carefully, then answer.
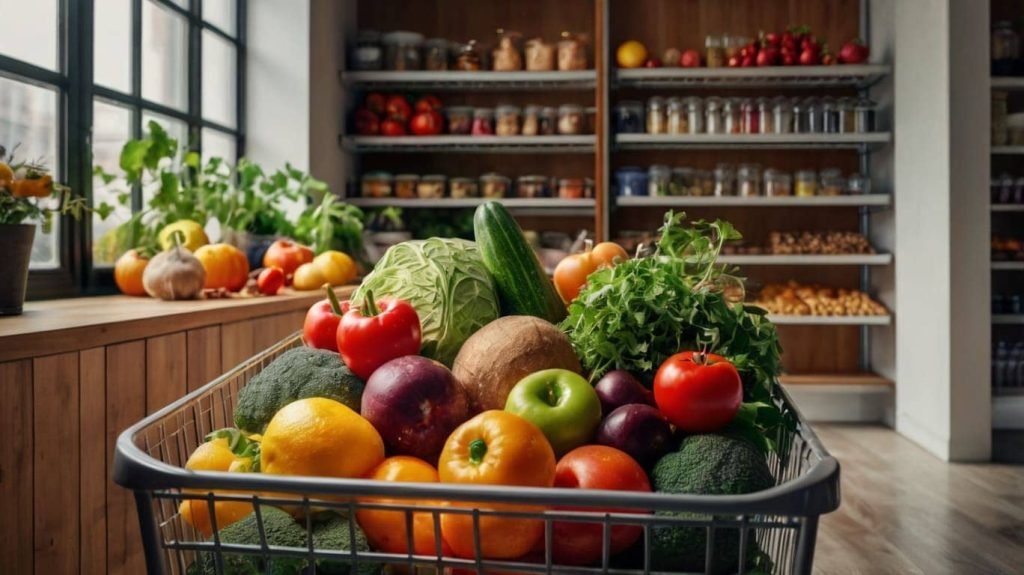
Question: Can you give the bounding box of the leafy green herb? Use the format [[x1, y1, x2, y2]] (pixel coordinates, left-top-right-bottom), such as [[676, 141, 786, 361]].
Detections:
[[205, 428, 260, 472], [294, 192, 364, 257]]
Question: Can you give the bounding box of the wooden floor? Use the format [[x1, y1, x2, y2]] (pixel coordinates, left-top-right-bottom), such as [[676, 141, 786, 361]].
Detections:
[[814, 425, 1024, 575]]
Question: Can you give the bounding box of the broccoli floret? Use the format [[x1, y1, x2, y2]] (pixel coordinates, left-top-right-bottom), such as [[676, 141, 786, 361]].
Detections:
[[234, 347, 364, 434], [649, 434, 775, 575], [187, 506, 307, 575], [309, 512, 380, 575]]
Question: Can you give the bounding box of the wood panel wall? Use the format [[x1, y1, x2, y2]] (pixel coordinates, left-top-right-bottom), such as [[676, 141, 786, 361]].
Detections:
[[0, 308, 306, 575]]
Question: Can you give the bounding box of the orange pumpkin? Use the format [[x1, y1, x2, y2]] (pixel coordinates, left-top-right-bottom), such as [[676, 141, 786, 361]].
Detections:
[[114, 250, 150, 297], [553, 241, 629, 303], [263, 239, 313, 278], [9, 175, 53, 198], [194, 243, 250, 291]]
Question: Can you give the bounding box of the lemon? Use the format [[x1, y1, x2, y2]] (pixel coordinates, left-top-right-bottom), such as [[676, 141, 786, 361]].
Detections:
[[178, 438, 253, 536], [158, 219, 210, 253], [617, 40, 649, 68], [313, 250, 358, 286]]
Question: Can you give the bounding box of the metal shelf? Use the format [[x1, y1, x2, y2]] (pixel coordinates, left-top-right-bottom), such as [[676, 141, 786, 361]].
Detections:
[[615, 194, 891, 207], [992, 146, 1024, 155], [346, 197, 595, 212], [993, 314, 1024, 325], [768, 314, 892, 326], [341, 135, 595, 154], [340, 70, 597, 91], [991, 77, 1024, 91], [992, 261, 1024, 271], [993, 204, 1024, 212], [780, 373, 893, 387], [616, 64, 891, 89], [719, 254, 892, 266], [615, 133, 891, 150]]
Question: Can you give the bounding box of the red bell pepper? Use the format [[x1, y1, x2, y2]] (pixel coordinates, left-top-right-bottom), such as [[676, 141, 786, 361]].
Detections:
[[337, 290, 421, 380], [303, 285, 347, 352]]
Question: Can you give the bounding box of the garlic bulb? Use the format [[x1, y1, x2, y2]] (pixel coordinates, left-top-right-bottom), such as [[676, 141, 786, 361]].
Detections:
[[142, 243, 206, 300]]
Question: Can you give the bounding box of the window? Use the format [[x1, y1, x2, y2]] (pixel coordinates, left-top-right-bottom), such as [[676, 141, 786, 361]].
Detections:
[[0, 0, 246, 291]]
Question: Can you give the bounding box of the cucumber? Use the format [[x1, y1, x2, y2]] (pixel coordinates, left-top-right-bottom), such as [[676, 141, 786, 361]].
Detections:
[[473, 201, 567, 323]]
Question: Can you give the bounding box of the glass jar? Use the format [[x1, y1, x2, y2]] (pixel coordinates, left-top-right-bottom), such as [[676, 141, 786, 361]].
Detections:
[[539, 107, 558, 135], [361, 172, 393, 198], [705, 97, 724, 134], [648, 165, 671, 196], [741, 99, 759, 134], [764, 169, 792, 197], [846, 173, 871, 195], [394, 174, 419, 199], [666, 98, 688, 134], [583, 178, 595, 198], [819, 168, 844, 196], [351, 30, 383, 70], [992, 21, 1021, 76], [495, 105, 521, 136], [516, 175, 549, 198], [423, 38, 449, 71], [723, 99, 742, 134], [614, 101, 644, 134], [705, 35, 725, 68], [772, 97, 794, 134], [525, 38, 556, 71], [803, 97, 822, 133], [450, 177, 480, 199], [795, 170, 818, 197], [455, 41, 483, 71], [696, 169, 715, 196], [993, 91, 1010, 145], [558, 104, 585, 135], [382, 31, 424, 71], [854, 99, 876, 133], [417, 175, 446, 199], [558, 178, 586, 199], [724, 35, 744, 59], [492, 29, 524, 71], [685, 97, 704, 134], [472, 108, 495, 136], [837, 97, 857, 133], [480, 173, 510, 198], [670, 167, 693, 196], [822, 97, 840, 134], [713, 164, 736, 196], [615, 167, 648, 197], [757, 99, 772, 134], [646, 97, 667, 134], [737, 164, 761, 197], [521, 105, 541, 136], [446, 106, 473, 135], [558, 32, 588, 70]]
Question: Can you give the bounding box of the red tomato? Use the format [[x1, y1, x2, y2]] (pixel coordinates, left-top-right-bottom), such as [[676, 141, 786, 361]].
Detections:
[[781, 50, 798, 66], [653, 351, 742, 432], [365, 92, 387, 115], [799, 47, 821, 66], [385, 95, 412, 122], [380, 118, 407, 136], [354, 108, 380, 135], [549, 445, 651, 566], [644, 57, 662, 68], [756, 47, 779, 66], [838, 39, 870, 64], [410, 111, 443, 136], [415, 95, 443, 113], [256, 266, 285, 295]]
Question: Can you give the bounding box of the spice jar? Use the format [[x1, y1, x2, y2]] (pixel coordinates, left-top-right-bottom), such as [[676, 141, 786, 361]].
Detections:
[[557, 32, 588, 70], [394, 174, 419, 199], [615, 167, 648, 196], [495, 105, 521, 136], [446, 106, 473, 135], [472, 108, 495, 136], [822, 98, 840, 134], [741, 99, 759, 134], [382, 31, 424, 71], [666, 98, 688, 134], [558, 104, 585, 135], [819, 168, 844, 196], [685, 97, 704, 134], [648, 165, 671, 196], [583, 178, 595, 198], [361, 172, 393, 198], [837, 97, 857, 133], [423, 38, 449, 71], [516, 175, 549, 198], [993, 91, 1009, 145], [646, 97, 667, 134], [525, 38, 555, 71], [723, 99, 742, 134], [854, 99, 876, 133], [737, 164, 761, 197], [695, 170, 715, 196], [521, 105, 540, 136], [455, 41, 483, 71], [764, 169, 792, 196], [802, 98, 822, 133], [480, 173, 510, 198], [705, 35, 725, 68], [757, 99, 772, 134], [450, 177, 480, 199], [724, 35, 745, 59], [614, 101, 644, 134], [539, 107, 558, 135], [713, 164, 736, 196], [351, 30, 383, 70], [705, 97, 724, 134], [772, 97, 794, 134], [795, 170, 818, 197], [992, 21, 1021, 76], [558, 178, 586, 199], [670, 167, 693, 196], [846, 173, 871, 195], [492, 29, 524, 71], [417, 175, 446, 199]]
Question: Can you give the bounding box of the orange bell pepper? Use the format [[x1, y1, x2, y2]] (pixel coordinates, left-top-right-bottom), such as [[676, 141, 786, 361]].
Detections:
[[9, 175, 53, 198], [438, 410, 556, 560]]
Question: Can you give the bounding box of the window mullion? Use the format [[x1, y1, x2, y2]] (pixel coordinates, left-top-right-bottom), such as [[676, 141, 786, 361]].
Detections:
[[190, 0, 202, 154], [236, 0, 246, 160], [68, 0, 96, 289]]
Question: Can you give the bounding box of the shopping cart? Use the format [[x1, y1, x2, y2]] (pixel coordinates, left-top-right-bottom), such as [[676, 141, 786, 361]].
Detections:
[[114, 333, 840, 575]]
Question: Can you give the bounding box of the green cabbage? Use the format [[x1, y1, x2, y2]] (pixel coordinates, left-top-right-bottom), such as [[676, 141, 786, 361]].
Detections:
[[352, 238, 499, 366]]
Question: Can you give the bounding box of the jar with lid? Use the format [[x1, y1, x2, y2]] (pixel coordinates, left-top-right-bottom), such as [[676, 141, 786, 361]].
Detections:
[[394, 174, 419, 199], [801, 98, 822, 133], [648, 165, 671, 196], [670, 167, 694, 196], [757, 99, 772, 134], [705, 35, 725, 68], [538, 107, 558, 135], [723, 99, 742, 134], [1014, 177, 1024, 204], [993, 174, 1014, 203], [992, 21, 1020, 76], [492, 29, 524, 71], [583, 178, 595, 198], [558, 104, 585, 135], [764, 169, 792, 196], [495, 105, 521, 136], [382, 31, 424, 70], [521, 105, 541, 136], [713, 164, 736, 196], [472, 108, 495, 136], [705, 97, 724, 134], [666, 98, 688, 134], [794, 170, 818, 197], [685, 97, 705, 134], [614, 101, 644, 134], [741, 99, 759, 134], [819, 168, 844, 196], [446, 106, 473, 135], [361, 172, 393, 198], [525, 38, 555, 71], [646, 97, 667, 134], [837, 97, 857, 133], [450, 177, 480, 199], [615, 167, 648, 196], [417, 175, 446, 199], [772, 97, 794, 134], [558, 32, 588, 70], [737, 164, 761, 197], [351, 30, 383, 70], [423, 38, 449, 71], [558, 178, 586, 199], [696, 169, 715, 196], [455, 41, 483, 71], [854, 99, 876, 133], [993, 91, 1009, 145], [821, 97, 840, 134], [480, 173, 510, 198], [846, 173, 871, 195], [516, 175, 549, 198], [724, 35, 745, 59]]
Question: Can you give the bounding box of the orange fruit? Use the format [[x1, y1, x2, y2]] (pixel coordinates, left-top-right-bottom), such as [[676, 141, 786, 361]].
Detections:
[[178, 438, 254, 536], [0, 162, 14, 187], [616, 40, 648, 68], [114, 249, 150, 297], [356, 456, 452, 556]]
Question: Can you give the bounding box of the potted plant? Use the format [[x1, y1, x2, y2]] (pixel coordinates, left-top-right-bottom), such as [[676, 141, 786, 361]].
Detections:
[[0, 146, 87, 314]]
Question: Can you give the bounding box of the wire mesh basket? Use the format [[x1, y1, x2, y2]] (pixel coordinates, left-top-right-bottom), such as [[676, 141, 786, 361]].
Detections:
[[114, 333, 840, 575]]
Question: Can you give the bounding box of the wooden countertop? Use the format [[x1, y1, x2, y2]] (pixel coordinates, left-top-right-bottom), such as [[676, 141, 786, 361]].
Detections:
[[0, 286, 356, 362]]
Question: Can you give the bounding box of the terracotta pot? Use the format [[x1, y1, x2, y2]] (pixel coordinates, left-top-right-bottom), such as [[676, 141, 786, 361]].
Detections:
[[0, 224, 35, 315]]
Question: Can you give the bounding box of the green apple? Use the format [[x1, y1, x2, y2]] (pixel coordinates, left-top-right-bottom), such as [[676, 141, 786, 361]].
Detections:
[[504, 368, 602, 456]]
